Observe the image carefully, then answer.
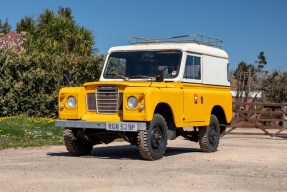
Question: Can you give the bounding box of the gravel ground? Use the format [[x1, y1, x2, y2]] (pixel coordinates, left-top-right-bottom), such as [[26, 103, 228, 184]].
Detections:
[[0, 134, 287, 192]]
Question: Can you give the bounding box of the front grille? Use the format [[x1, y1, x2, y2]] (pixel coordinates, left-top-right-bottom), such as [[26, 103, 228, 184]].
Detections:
[[96, 87, 119, 114], [86, 87, 123, 113]]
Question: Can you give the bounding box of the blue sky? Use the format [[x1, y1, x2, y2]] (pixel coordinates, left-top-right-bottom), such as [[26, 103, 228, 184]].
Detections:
[[1, 0, 287, 71]]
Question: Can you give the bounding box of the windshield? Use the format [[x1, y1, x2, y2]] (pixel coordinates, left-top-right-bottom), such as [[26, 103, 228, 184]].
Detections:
[[103, 50, 182, 80]]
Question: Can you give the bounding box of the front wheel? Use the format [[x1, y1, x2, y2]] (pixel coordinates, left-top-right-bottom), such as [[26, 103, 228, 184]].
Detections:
[[198, 115, 220, 152], [64, 129, 93, 156], [137, 114, 168, 160]]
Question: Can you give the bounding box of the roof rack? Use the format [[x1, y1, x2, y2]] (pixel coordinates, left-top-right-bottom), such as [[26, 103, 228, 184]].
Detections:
[[129, 33, 223, 48]]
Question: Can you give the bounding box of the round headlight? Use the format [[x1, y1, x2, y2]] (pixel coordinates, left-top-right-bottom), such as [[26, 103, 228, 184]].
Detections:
[[67, 96, 77, 108], [127, 96, 138, 109]]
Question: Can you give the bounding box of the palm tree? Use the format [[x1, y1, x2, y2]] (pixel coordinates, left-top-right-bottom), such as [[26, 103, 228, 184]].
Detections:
[[24, 8, 95, 56]]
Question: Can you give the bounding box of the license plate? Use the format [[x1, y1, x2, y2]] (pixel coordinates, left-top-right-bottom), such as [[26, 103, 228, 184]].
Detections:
[[106, 123, 138, 132]]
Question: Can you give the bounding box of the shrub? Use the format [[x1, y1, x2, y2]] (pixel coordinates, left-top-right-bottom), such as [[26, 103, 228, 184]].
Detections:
[[0, 49, 104, 117]]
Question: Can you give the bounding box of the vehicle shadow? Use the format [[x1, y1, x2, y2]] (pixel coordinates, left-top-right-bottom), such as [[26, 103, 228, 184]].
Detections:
[[47, 144, 201, 160]]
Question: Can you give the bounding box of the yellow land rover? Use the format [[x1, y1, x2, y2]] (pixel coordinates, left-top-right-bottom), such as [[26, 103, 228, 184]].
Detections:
[[55, 34, 232, 160]]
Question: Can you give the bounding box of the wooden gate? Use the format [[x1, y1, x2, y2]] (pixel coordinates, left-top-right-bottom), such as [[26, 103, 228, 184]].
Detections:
[[226, 102, 287, 137]]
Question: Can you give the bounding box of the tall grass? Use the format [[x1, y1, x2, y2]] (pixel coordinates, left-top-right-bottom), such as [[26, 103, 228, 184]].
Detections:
[[0, 115, 63, 150]]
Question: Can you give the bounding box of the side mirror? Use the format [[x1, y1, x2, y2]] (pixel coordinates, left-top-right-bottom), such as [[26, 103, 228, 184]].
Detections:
[[155, 70, 164, 82], [63, 69, 71, 86]]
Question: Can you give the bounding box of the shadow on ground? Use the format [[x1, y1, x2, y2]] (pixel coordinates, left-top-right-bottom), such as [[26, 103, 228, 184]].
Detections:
[[47, 144, 201, 160]]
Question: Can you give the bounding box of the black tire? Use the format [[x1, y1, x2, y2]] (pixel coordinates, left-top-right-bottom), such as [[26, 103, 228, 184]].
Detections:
[[199, 115, 220, 152], [137, 114, 168, 160], [64, 129, 93, 156]]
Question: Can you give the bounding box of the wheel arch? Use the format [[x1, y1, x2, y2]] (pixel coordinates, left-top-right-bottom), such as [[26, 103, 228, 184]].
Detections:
[[211, 105, 227, 134], [154, 102, 176, 131]]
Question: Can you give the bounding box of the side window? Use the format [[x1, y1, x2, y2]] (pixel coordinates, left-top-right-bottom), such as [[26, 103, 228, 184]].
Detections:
[[227, 63, 230, 82], [184, 55, 201, 80]]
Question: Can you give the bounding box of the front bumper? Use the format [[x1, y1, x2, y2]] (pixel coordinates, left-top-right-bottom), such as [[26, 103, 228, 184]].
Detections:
[[54, 120, 147, 132]]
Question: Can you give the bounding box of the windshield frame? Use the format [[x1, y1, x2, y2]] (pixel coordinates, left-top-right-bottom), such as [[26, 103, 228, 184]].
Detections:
[[102, 49, 183, 81]]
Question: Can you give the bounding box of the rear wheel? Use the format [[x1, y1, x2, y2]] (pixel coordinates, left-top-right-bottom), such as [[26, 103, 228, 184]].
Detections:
[[137, 114, 168, 160], [64, 129, 93, 156], [199, 115, 220, 152]]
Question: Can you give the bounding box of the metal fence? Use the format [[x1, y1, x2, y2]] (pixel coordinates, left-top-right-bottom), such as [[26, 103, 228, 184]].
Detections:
[[226, 102, 287, 137]]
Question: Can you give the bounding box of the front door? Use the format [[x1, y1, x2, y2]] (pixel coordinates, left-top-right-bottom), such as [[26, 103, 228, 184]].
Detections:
[[182, 54, 206, 122]]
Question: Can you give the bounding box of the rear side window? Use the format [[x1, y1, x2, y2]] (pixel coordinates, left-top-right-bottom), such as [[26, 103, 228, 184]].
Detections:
[[227, 63, 230, 82], [183, 55, 201, 80]]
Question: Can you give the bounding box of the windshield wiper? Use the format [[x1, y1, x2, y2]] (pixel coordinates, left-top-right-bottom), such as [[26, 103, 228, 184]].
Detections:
[[129, 75, 155, 80], [105, 73, 129, 81]]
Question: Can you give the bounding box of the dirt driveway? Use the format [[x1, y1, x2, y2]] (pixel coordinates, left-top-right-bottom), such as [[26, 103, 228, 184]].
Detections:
[[0, 134, 286, 192]]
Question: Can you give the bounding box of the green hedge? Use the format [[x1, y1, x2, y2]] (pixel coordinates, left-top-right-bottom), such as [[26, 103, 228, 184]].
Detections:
[[0, 49, 104, 117]]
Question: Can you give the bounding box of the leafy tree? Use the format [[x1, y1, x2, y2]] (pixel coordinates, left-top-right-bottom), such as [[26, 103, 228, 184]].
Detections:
[[232, 51, 287, 104], [16, 16, 35, 33], [233, 61, 256, 101], [0, 18, 11, 34], [256, 51, 267, 73], [233, 52, 268, 102], [261, 71, 287, 103]]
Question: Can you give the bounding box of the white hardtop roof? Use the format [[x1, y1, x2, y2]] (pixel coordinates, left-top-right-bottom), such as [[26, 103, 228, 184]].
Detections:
[[108, 42, 228, 59]]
